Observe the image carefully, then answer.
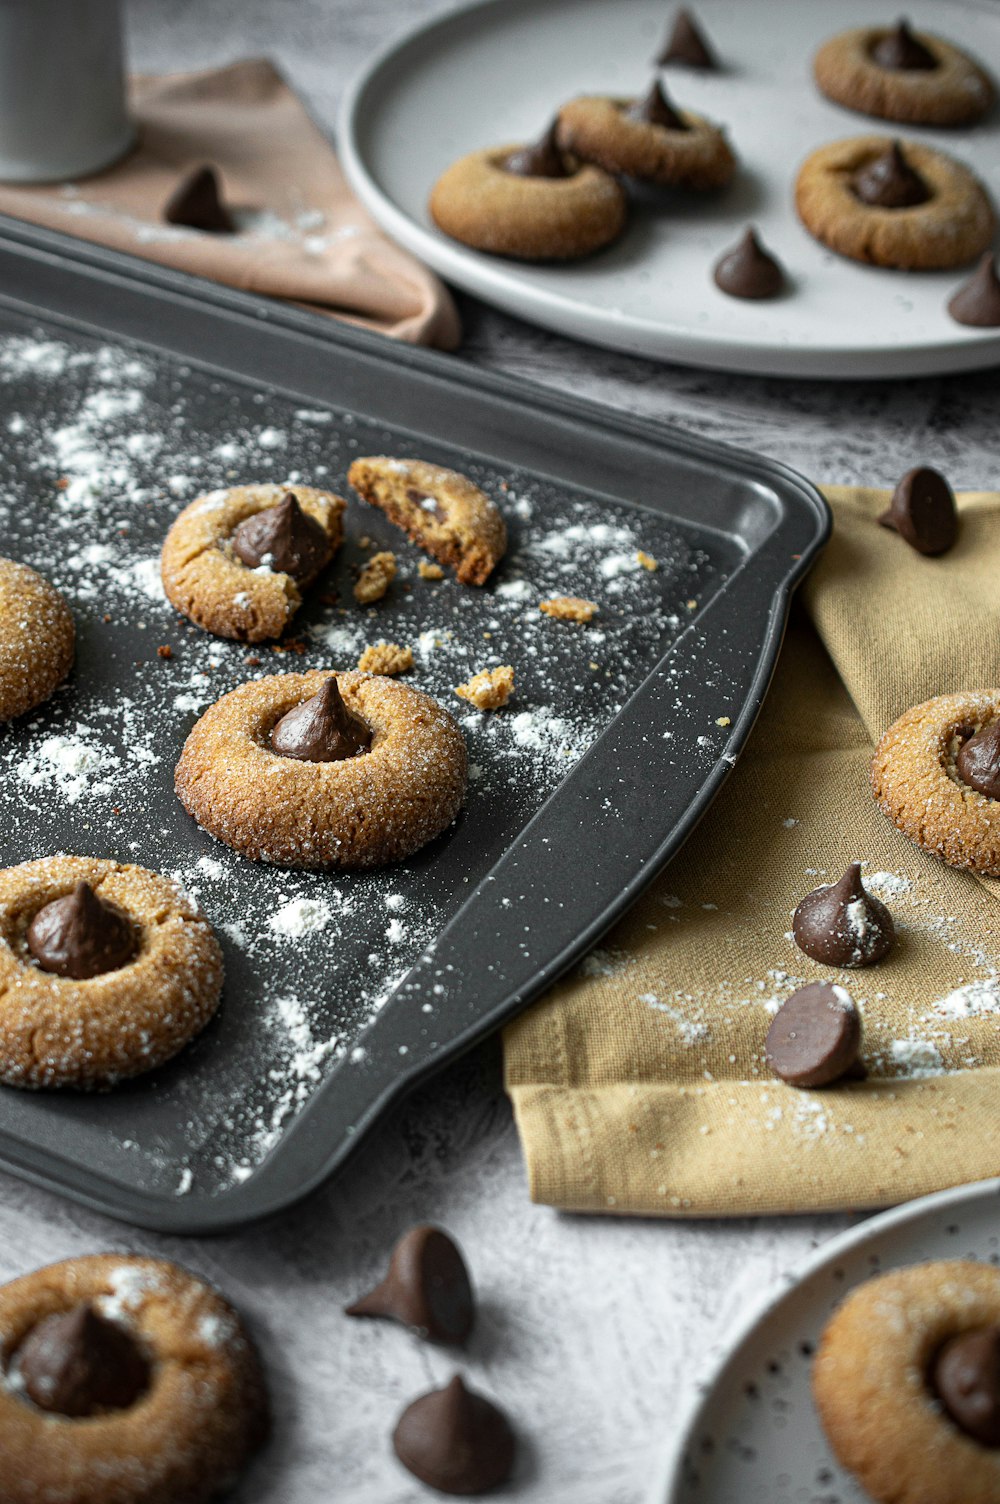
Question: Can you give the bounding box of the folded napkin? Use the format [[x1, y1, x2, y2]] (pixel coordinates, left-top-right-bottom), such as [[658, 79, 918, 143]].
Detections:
[[0, 59, 460, 350], [504, 487, 1000, 1217]]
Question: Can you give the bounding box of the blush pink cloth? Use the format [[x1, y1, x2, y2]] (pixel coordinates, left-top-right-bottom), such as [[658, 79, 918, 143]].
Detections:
[[0, 58, 461, 350]]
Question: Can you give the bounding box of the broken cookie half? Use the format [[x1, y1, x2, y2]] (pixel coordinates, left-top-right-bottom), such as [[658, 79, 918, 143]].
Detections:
[[347, 457, 507, 587]]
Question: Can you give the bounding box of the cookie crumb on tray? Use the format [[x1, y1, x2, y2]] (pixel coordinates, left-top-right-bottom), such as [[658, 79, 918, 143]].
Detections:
[[455, 665, 515, 711], [539, 595, 599, 623], [357, 641, 414, 676], [353, 551, 397, 605], [418, 561, 445, 581]]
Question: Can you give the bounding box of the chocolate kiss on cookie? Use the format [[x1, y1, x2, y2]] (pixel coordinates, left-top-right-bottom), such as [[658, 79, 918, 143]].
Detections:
[[948, 253, 1000, 329], [853, 141, 930, 208], [957, 721, 1000, 801], [792, 862, 894, 968], [346, 1225, 475, 1344], [231, 492, 332, 581], [270, 678, 372, 762], [18, 1302, 150, 1417], [713, 227, 785, 299], [164, 164, 236, 233], [765, 983, 863, 1089], [871, 19, 938, 72], [657, 8, 717, 69], [879, 466, 958, 556], [27, 880, 136, 980], [504, 121, 571, 179], [932, 1327, 1000, 1447], [625, 79, 690, 130], [393, 1376, 516, 1494]]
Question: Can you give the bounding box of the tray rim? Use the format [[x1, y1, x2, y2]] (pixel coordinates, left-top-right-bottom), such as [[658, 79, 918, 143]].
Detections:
[[0, 215, 829, 1231]]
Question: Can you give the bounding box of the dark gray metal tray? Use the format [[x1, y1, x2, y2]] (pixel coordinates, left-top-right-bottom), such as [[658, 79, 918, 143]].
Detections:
[[0, 216, 828, 1232]]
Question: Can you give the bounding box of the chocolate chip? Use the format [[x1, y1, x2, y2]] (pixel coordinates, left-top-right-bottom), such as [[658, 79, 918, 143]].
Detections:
[[948, 253, 1000, 329], [765, 983, 862, 1089], [504, 121, 571, 179], [17, 1302, 150, 1417], [346, 1225, 475, 1344], [957, 721, 1000, 800], [792, 863, 894, 968], [713, 227, 785, 299], [27, 881, 136, 980], [878, 466, 958, 556], [853, 141, 930, 209], [231, 492, 332, 581], [625, 80, 689, 130], [163, 165, 236, 233], [270, 677, 372, 763], [871, 19, 938, 71], [657, 8, 717, 68], [393, 1376, 515, 1495], [932, 1327, 1000, 1446]]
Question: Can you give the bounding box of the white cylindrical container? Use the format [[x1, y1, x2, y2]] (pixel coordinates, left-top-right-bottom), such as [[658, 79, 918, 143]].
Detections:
[[0, 0, 134, 182]]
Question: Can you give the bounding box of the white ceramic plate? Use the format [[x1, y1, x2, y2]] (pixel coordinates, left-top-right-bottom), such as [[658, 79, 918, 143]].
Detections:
[[652, 1176, 1000, 1503], [339, 0, 1000, 378]]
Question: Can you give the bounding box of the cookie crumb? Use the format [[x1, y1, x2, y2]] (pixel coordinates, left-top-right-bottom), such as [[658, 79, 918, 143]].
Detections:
[[357, 641, 414, 676], [418, 561, 445, 581], [455, 665, 515, 711], [354, 551, 397, 605], [637, 550, 658, 571], [539, 595, 599, 623], [716, 715, 731, 727], [157, 645, 173, 659]]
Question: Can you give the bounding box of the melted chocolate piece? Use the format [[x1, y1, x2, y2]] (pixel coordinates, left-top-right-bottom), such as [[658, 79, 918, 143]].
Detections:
[[393, 1376, 516, 1495], [270, 678, 372, 763], [957, 721, 1000, 800], [878, 466, 958, 556], [625, 80, 689, 130], [504, 121, 571, 179], [765, 983, 862, 1089], [792, 862, 895, 968], [872, 19, 938, 71], [346, 1226, 475, 1344], [713, 227, 785, 299], [948, 253, 1000, 329], [163, 165, 236, 233], [657, 8, 717, 68], [933, 1328, 1000, 1447], [17, 1303, 150, 1417], [853, 141, 930, 209], [231, 492, 332, 581], [27, 881, 136, 980]]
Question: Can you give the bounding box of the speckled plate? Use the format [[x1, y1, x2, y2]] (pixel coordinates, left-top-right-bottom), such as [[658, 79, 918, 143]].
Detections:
[[339, 0, 1000, 378], [655, 1176, 1000, 1503]]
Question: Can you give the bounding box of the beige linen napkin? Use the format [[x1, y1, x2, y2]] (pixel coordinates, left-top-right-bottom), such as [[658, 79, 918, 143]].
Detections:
[[0, 59, 460, 350], [504, 487, 1000, 1217]]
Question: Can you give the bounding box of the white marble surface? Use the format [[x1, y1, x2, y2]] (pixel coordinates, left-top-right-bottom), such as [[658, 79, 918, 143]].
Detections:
[[3, 2, 997, 1500]]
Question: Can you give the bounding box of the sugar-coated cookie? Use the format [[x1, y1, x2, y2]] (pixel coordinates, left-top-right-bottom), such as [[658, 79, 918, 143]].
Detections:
[[348, 457, 506, 587], [814, 22, 994, 127], [557, 82, 735, 190], [0, 558, 74, 723]]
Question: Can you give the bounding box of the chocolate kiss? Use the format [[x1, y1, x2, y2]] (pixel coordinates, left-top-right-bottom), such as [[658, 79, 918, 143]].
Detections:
[[163, 165, 236, 233], [792, 862, 895, 968], [878, 466, 958, 556], [231, 492, 332, 582], [933, 1328, 1000, 1447], [713, 227, 785, 299], [27, 881, 136, 980], [17, 1302, 150, 1417], [948, 253, 1000, 329], [872, 19, 938, 71], [504, 121, 571, 179], [957, 721, 1000, 801], [393, 1376, 516, 1494], [270, 678, 372, 763], [625, 80, 690, 130], [765, 983, 862, 1089], [853, 141, 930, 209], [657, 8, 717, 68], [345, 1225, 475, 1344]]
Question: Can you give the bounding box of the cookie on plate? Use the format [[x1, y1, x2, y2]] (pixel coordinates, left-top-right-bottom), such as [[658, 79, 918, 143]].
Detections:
[[0, 558, 74, 723], [557, 80, 735, 190], [870, 690, 1000, 875], [814, 1260, 1000, 1504], [795, 136, 994, 269], [161, 483, 344, 642], [814, 21, 994, 127], [348, 457, 506, 586], [0, 1253, 267, 1504], [429, 121, 627, 261]]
